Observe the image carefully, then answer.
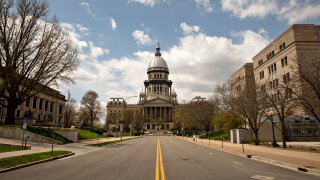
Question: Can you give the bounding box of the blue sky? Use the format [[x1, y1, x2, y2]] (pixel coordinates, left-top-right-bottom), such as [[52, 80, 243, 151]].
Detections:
[[46, 0, 320, 105]]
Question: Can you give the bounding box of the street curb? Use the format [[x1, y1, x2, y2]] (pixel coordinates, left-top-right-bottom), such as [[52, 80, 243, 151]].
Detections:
[[180, 137, 320, 177], [0, 152, 75, 173]]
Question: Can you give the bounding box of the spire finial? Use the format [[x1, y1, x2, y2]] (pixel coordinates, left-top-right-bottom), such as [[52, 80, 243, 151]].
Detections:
[[155, 41, 161, 56]]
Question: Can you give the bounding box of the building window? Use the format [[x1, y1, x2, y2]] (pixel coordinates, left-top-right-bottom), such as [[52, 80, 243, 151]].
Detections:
[[45, 101, 48, 111], [261, 84, 266, 92], [38, 114, 41, 120], [50, 102, 53, 112], [160, 74, 162, 79], [259, 71, 264, 79], [267, 51, 275, 60], [236, 85, 241, 92], [33, 97, 37, 109], [236, 76, 240, 82], [279, 42, 286, 51], [16, 110, 20, 118], [43, 115, 46, 121], [25, 97, 30, 107], [268, 63, 277, 75], [281, 56, 288, 67], [39, 99, 43, 110], [285, 89, 292, 99], [59, 105, 62, 114], [283, 73, 290, 84], [270, 79, 279, 89], [258, 59, 263, 66]]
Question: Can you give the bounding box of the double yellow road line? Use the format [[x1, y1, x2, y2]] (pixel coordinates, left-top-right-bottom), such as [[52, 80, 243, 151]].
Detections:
[[155, 137, 166, 180]]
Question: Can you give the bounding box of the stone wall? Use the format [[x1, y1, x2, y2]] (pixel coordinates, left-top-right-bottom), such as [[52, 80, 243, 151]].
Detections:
[[54, 129, 78, 142], [0, 127, 62, 144]]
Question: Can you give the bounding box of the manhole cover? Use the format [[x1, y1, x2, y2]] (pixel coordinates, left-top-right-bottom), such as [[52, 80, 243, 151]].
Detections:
[[181, 158, 190, 161]]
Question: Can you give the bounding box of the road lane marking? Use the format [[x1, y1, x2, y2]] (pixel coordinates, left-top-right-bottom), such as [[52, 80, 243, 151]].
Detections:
[[155, 138, 159, 180], [155, 137, 166, 180], [250, 175, 274, 180], [233, 161, 243, 165], [209, 152, 215, 155]]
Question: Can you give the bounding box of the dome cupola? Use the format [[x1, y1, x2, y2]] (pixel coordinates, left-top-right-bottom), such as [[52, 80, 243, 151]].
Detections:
[[147, 42, 169, 73]]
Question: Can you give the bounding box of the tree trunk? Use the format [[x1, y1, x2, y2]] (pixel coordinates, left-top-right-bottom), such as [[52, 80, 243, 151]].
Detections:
[[253, 130, 260, 145], [5, 97, 18, 124], [280, 121, 287, 148]]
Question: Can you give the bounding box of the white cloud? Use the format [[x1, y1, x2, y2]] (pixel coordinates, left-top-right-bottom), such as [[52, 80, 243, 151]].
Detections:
[[63, 26, 269, 106], [76, 24, 89, 34], [195, 0, 214, 13], [61, 23, 88, 52], [80, 1, 96, 18], [132, 30, 153, 45], [180, 22, 201, 35], [89, 42, 110, 58], [221, 0, 320, 24], [128, 0, 157, 7], [221, 0, 277, 19], [109, 17, 117, 30]]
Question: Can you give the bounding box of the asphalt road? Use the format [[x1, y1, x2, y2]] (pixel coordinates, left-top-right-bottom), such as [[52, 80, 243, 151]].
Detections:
[[0, 136, 318, 180]]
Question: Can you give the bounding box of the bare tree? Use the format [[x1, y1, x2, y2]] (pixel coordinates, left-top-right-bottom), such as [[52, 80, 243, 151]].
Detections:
[[233, 84, 264, 145], [79, 90, 102, 128], [0, 0, 79, 124], [130, 109, 144, 135], [64, 98, 78, 127], [213, 80, 263, 144], [258, 80, 297, 148], [213, 80, 234, 111], [290, 56, 320, 122]]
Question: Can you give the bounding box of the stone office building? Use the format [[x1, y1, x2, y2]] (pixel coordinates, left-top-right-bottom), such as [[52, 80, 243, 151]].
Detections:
[[0, 80, 66, 126], [106, 43, 178, 132]]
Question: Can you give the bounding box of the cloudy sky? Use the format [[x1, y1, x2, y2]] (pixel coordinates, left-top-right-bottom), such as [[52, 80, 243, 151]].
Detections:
[[47, 0, 320, 105]]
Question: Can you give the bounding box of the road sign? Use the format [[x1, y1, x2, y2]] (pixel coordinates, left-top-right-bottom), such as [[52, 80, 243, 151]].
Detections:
[[23, 118, 27, 129]]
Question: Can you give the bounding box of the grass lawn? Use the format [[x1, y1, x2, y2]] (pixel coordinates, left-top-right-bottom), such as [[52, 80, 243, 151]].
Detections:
[[88, 138, 135, 147], [0, 151, 72, 169], [0, 144, 23, 153], [201, 131, 230, 140], [26, 126, 73, 144], [78, 129, 100, 140]]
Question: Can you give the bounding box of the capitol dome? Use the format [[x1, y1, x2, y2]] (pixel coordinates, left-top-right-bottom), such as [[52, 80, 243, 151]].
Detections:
[[147, 43, 169, 73]]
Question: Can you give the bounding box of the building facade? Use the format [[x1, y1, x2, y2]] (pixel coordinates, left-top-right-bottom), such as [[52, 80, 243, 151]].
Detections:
[[231, 63, 254, 97], [231, 24, 320, 141], [253, 24, 320, 118], [0, 83, 66, 126], [106, 43, 178, 132]]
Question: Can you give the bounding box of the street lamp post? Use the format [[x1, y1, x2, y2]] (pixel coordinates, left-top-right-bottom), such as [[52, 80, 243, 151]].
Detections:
[[0, 98, 4, 125], [120, 96, 138, 140]]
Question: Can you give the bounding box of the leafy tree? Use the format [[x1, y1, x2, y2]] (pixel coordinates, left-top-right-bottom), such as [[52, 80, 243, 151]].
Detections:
[[79, 90, 102, 128], [190, 100, 217, 135], [0, 0, 79, 124], [213, 111, 244, 132]]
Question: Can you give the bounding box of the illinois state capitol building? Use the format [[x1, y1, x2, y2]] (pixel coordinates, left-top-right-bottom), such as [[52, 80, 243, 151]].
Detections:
[[106, 43, 178, 132]]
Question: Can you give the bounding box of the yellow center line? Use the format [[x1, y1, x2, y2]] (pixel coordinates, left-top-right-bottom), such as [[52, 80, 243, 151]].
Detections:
[[155, 137, 166, 180], [155, 137, 159, 180]]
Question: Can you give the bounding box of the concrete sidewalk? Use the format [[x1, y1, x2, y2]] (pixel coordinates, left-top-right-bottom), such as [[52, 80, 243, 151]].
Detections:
[[178, 136, 320, 176], [0, 136, 134, 159]]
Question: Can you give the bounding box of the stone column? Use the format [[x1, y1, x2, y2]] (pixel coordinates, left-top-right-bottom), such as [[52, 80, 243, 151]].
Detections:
[[165, 107, 167, 121]]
